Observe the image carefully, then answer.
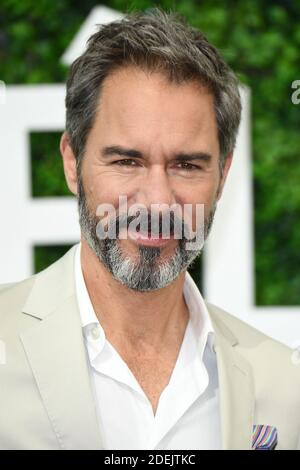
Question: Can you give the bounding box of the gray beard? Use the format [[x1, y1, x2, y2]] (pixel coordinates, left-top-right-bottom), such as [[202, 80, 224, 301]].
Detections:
[[77, 177, 217, 292]]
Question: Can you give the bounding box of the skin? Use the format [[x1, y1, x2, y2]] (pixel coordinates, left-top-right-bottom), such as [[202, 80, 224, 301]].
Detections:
[[60, 66, 232, 410]]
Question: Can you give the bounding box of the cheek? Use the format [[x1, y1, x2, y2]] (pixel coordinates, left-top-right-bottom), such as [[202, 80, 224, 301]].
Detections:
[[182, 178, 219, 208], [180, 182, 219, 231], [82, 168, 122, 209]]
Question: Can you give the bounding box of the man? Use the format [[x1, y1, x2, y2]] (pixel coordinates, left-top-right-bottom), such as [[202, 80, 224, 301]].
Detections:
[[0, 9, 299, 450]]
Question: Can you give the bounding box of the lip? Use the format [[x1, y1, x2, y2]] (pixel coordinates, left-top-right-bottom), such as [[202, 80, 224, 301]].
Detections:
[[127, 229, 175, 246]]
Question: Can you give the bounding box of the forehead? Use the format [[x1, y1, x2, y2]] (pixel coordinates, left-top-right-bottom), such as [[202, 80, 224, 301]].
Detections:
[[92, 66, 219, 156]]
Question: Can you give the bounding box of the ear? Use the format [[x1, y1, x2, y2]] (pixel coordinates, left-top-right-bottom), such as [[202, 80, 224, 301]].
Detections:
[[216, 153, 233, 201], [60, 132, 78, 196]]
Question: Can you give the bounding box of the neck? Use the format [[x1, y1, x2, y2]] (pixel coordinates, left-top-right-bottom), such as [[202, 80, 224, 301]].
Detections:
[[80, 237, 189, 350]]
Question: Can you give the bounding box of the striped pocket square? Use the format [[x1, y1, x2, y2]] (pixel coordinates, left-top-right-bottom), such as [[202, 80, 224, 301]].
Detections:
[[252, 425, 278, 450]]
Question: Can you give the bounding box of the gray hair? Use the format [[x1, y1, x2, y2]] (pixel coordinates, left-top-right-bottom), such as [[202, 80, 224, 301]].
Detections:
[[65, 8, 241, 175]]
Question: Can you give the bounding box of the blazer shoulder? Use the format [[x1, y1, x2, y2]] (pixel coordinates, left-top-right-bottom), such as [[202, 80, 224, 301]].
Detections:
[[0, 258, 57, 326], [206, 301, 293, 354], [0, 276, 36, 322], [0, 282, 15, 292], [0, 245, 77, 331], [206, 302, 300, 388]]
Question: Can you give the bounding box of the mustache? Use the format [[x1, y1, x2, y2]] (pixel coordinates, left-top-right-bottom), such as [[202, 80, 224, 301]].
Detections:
[[108, 212, 192, 239]]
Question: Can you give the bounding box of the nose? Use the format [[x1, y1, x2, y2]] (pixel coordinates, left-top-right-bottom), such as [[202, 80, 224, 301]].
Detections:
[[135, 164, 176, 210]]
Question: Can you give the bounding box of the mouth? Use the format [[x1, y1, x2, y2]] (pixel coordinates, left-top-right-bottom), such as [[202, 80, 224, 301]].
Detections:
[[127, 226, 175, 247]]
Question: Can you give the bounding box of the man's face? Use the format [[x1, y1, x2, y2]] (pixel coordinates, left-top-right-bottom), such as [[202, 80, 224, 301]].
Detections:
[[73, 66, 231, 291]]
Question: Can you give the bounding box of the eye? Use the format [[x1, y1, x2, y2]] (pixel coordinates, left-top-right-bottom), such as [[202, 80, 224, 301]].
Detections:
[[112, 159, 139, 166], [176, 162, 200, 171]]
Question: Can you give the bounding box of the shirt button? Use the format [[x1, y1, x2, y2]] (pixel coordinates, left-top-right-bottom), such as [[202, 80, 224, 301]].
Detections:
[[91, 325, 100, 340]]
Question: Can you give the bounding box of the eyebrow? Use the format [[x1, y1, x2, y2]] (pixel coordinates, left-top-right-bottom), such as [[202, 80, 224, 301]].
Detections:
[[101, 145, 212, 163]]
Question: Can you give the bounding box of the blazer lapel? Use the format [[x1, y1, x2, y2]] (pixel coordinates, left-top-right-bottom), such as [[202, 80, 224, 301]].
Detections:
[[207, 305, 255, 450], [20, 245, 104, 450]]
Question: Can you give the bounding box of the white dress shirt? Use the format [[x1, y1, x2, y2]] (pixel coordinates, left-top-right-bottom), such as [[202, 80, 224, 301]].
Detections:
[[74, 243, 221, 449]]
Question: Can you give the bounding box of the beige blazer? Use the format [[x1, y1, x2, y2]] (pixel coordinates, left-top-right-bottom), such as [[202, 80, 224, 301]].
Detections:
[[0, 245, 300, 450]]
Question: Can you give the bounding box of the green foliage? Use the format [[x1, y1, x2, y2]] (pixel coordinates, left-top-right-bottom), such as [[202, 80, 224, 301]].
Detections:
[[1, 0, 299, 304], [34, 244, 73, 274], [30, 132, 71, 196]]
